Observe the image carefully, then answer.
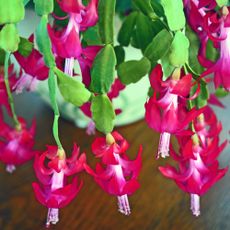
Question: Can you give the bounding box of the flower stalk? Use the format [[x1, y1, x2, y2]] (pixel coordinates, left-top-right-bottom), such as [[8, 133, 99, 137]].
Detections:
[[4, 52, 21, 130], [48, 70, 63, 150]]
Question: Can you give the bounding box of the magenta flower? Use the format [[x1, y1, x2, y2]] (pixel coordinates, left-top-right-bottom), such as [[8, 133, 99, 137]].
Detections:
[[0, 117, 37, 173], [208, 94, 225, 108], [194, 106, 222, 147], [184, 0, 217, 68], [145, 64, 202, 158], [159, 137, 227, 216], [0, 64, 20, 115], [85, 132, 142, 215], [13, 35, 49, 93], [48, 0, 99, 76], [32, 144, 86, 227], [195, 7, 230, 91]]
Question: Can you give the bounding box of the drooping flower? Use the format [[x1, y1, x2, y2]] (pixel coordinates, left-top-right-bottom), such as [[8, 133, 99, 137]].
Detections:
[[145, 65, 202, 158], [194, 106, 222, 147], [0, 117, 37, 173], [200, 7, 230, 91], [32, 144, 86, 227], [85, 132, 142, 215], [0, 64, 20, 115], [159, 136, 227, 216], [13, 35, 49, 93], [48, 0, 99, 76]]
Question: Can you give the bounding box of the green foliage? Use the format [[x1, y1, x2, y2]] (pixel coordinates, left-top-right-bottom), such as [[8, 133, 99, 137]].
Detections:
[[91, 44, 117, 93], [215, 87, 229, 98], [0, 0, 25, 25], [35, 15, 55, 68], [18, 37, 33, 57], [33, 0, 54, 16], [118, 12, 138, 46], [54, 67, 91, 107], [0, 49, 6, 65], [160, 0, 185, 31], [98, 0, 116, 44], [23, 0, 30, 6], [82, 25, 102, 46], [48, 69, 59, 115], [216, 0, 228, 6], [114, 45, 125, 66], [132, 0, 156, 19], [116, 0, 132, 14], [134, 13, 156, 51], [91, 95, 116, 134], [206, 39, 219, 62], [169, 31, 190, 67], [0, 24, 20, 52], [118, 57, 151, 85], [193, 81, 209, 108], [144, 29, 173, 63], [186, 26, 204, 74], [150, 0, 165, 17], [161, 55, 175, 78]]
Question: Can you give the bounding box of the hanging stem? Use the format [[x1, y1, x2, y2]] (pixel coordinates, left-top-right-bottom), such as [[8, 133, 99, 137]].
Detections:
[[4, 52, 21, 130], [48, 69, 63, 150]]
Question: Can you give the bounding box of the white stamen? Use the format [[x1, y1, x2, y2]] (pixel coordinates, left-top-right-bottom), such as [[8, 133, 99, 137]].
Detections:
[[158, 132, 171, 158], [6, 164, 16, 173], [46, 208, 59, 228], [117, 195, 131, 216], [64, 57, 75, 76], [190, 194, 200, 217]]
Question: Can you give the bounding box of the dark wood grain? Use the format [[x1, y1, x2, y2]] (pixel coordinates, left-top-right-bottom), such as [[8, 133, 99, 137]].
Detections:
[[0, 92, 229, 230]]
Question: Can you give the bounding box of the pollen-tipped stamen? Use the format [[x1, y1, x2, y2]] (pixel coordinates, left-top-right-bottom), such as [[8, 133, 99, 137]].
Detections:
[[157, 132, 171, 158], [64, 57, 75, 77], [6, 164, 16, 173], [190, 194, 200, 217], [46, 208, 59, 228], [117, 195, 131, 216]]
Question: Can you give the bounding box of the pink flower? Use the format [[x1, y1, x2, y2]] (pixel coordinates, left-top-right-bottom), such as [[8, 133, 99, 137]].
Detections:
[[145, 65, 202, 158], [13, 35, 49, 93], [0, 64, 20, 115], [32, 144, 86, 227], [194, 106, 222, 147], [208, 94, 226, 108], [57, 0, 98, 30], [191, 6, 230, 91], [159, 136, 227, 216], [0, 117, 37, 173], [48, 0, 99, 76], [85, 132, 142, 215]]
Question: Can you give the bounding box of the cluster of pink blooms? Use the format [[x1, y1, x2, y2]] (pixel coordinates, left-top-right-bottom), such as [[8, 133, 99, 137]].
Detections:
[[0, 0, 229, 228], [145, 64, 228, 215], [0, 66, 37, 173], [185, 0, 230, 91], [0, 0, 139, 227], [144, 0, 229, 216]]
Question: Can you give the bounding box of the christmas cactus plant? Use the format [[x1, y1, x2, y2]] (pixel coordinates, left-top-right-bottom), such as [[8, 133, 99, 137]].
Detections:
[[0, 0, 229, 227]]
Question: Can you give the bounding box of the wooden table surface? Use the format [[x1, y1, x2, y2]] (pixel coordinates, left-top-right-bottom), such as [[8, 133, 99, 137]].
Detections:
[[0, 92, 229, 230]]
